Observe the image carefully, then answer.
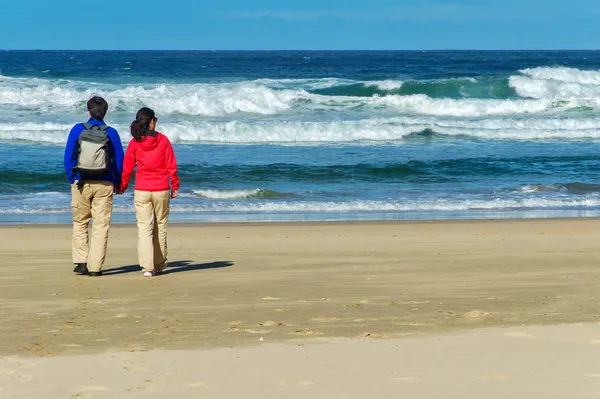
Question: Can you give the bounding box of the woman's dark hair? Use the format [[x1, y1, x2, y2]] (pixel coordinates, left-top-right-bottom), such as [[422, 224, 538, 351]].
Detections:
[[130, 107, 156, 142], [87, 96, 108, 121]]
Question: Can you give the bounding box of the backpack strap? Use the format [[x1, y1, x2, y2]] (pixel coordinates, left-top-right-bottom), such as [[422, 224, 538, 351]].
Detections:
[[82, 123, 109, 131]]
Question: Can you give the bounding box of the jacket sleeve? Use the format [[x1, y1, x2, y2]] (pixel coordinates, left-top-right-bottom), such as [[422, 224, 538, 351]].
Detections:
[[120, 141, 136, 192], [63, 124, 81, 184], [164, 136, 180, 191], [108, 128, 124, 186]]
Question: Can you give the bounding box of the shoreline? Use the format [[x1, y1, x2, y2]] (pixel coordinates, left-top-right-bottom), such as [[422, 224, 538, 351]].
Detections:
[[2, 214, 600, 228], [4, 207, 600, 227]]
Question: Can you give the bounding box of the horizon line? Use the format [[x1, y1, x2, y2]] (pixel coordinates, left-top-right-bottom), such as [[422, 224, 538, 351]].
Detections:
[[1, 48, 599, 52]]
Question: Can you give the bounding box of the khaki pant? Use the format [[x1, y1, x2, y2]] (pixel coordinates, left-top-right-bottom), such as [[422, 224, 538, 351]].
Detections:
[[71, 181, 114, 272], [134, 190, 170, 272]]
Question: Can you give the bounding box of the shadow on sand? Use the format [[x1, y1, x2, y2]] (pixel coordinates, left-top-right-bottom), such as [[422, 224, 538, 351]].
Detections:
[[102, 260, 234, 276]]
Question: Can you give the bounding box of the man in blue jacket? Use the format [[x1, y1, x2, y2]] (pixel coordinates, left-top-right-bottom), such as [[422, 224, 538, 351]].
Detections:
[[64, 96, 124, 276]]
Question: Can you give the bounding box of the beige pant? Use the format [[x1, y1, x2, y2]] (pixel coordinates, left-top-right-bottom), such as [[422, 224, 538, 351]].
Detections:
[[71, 181, 114, 272], [134, 190, 170, 272]]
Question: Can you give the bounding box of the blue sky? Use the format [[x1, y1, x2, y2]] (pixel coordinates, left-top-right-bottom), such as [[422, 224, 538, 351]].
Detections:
[[1, 0, 599, 50]]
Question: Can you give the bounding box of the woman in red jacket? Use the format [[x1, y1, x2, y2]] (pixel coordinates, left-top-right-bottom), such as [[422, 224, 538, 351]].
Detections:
[[121, 107, 180, 277]]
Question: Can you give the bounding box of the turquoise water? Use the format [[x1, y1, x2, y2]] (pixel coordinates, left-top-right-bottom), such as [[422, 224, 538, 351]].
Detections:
[[2, 51, 600, 223]]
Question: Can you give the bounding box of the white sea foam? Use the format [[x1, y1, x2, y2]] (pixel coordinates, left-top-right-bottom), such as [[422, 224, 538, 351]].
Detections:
[[175, 197, 600, 213], [2, 68, 600, 141], [171, 116, 600, 143], [3, 197, 600, 215], [365, 80, 404, 90], [376, 94, 554, 117], [509, 67, 600, 107], [0, 78, 309, 116], [520, 67, 600, 85], [193, 188, 264, 199], [510, 75, 600, 102], [0, 122, 73, 143], [0, 75, 562, 118], [3, 116, 600, 144], [253, 77, 354, 90], [165, 119, 426, 143]]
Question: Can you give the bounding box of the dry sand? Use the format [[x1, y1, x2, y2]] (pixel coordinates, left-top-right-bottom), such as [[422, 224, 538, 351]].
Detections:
[[1, 219, 600, 398]]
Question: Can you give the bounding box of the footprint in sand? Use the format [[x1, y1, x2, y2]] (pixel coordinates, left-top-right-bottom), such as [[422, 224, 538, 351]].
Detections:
[[127, 384, 159, 392], [0, 370, 16, 376], [230, 327, 271, 334], [584, 373, 600, 378], [9, 374, 33, 382], [262, 297, 280, 300], [361, 332, 392, 338], [298, 381, 315, 386], [260, 320, 287, 327], [464, 310, 490, 320], [504, 332, 536, 339], [291, 328, 322, 336]]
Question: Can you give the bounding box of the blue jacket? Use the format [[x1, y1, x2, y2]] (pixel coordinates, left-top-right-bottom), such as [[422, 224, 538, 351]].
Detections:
[[64, 118, 124, 185]]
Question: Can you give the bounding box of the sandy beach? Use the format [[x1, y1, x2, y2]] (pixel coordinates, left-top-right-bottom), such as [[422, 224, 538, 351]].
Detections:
[[2, 218, 600, 398]]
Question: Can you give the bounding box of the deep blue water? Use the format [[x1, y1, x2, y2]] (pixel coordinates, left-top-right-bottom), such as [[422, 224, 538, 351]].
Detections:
[[2, 50, 600, 223]]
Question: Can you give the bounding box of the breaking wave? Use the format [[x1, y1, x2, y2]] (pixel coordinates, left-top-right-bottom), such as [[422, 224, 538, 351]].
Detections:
[[3, 115, 600, 144]]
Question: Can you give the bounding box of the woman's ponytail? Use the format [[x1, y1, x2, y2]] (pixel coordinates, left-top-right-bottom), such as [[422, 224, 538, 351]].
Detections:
[[130, 107, 156, 142]]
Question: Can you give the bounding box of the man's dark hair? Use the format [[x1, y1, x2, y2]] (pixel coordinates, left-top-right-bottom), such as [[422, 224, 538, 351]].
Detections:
[[87, 96, 108, 121]]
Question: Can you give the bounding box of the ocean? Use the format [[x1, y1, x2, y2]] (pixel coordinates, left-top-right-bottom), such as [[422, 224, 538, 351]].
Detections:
[[2, 50, 600, 224]]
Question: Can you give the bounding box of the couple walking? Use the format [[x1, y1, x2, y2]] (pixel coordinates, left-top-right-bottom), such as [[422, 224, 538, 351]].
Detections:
[[64, 96, 180, 277]]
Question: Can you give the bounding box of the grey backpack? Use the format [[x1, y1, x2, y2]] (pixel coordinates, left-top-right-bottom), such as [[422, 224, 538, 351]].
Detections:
[[76, 123, 111, 179]]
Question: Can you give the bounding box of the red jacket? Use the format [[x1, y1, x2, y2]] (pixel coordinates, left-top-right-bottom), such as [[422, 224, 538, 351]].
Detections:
[[121, 132, 180, 192]]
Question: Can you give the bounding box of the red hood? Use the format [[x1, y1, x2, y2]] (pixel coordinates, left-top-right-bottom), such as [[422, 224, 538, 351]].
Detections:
[[120, 131, 180, 192], [137, 133, 162, 151]]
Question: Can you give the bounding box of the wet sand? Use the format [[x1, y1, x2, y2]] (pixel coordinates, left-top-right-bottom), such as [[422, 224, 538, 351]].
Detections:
[[1, 219, 600, 397]]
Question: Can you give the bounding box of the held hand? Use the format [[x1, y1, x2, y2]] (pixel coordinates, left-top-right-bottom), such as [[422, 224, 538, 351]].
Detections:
[[171, 189, 178, 199]]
